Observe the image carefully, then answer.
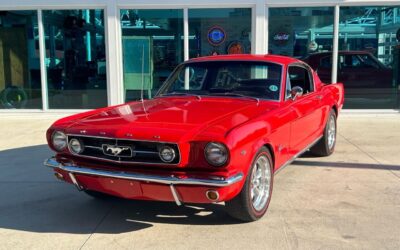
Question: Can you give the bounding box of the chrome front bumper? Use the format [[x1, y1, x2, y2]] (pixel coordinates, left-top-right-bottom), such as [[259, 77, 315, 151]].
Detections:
[[44, 157, 243, 205], [44, 157, 243, 188]]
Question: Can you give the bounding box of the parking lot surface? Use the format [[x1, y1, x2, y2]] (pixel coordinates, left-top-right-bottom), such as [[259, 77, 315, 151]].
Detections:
[[0, 114, 399, 250]]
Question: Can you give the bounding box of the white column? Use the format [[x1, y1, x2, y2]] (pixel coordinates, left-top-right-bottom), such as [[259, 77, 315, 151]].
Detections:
[[265, 5, 269, 54], [105, 3, 124, 105], [38, 9, 48, 111], [252, 0, 266, 55], [183, 8, 189, 61], [331, 5, 340, 84]]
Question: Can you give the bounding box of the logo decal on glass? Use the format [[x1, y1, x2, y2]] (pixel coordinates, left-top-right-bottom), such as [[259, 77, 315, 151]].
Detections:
[[269, 85, 279, 92], [207, 26, 226, 46]]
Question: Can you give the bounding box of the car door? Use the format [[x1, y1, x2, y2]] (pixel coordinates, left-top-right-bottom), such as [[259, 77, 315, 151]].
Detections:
[[287, 64, 324, 154], [338, 54, 378, 88]]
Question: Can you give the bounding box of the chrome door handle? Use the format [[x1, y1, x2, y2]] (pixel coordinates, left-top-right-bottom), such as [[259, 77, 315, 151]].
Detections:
[[316, 95, 323, 100]]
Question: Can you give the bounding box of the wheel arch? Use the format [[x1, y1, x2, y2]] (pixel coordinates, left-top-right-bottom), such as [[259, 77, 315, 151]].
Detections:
[[331, 104, 338, 117], [263, 143, 275, 170]]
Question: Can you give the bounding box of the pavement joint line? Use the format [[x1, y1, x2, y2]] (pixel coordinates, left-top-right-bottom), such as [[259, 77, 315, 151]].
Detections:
[[280, 214, 293, 250], [338, 132, 400, 182], [79, 205, 114, 250]]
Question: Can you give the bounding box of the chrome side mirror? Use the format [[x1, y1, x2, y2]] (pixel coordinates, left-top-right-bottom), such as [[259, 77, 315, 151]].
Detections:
[[290, 86, 303, 100]]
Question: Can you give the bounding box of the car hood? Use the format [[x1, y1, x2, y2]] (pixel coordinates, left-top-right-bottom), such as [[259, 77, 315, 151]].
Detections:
[[65, 97, 278, 142]]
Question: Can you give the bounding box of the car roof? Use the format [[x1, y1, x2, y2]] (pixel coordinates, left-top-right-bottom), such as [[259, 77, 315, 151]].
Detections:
[[186, 54, 302, 65]]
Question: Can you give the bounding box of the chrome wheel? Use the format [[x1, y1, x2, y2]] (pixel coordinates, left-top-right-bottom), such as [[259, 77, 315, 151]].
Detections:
[[250, 155, 272, 211], [327, 115, 336, 150]]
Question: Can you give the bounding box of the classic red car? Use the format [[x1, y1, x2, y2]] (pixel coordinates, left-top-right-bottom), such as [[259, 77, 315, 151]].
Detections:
[[44, 54, 344, 221]]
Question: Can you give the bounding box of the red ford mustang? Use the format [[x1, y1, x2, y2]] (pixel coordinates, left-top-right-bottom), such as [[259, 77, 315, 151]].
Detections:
[[44, 54, 344, 221]]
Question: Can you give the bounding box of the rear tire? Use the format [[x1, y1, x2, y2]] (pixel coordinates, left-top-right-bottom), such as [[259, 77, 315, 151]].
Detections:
[[225, 147, 274, 222], [310, 109, 337, 156]]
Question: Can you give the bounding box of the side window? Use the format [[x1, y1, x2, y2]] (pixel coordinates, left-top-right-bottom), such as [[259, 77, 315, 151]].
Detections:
[[319, 56, 332, 69], [342, 55, 363, 68], [288, 65, 313, 94], [358, 54, 380, 69]]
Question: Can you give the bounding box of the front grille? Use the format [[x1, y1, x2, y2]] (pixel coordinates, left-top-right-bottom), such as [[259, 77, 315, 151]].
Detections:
[[67, 135, 180, 165]]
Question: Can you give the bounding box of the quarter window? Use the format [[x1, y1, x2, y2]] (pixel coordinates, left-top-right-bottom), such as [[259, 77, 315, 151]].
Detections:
[[288, 66, 313, 94]]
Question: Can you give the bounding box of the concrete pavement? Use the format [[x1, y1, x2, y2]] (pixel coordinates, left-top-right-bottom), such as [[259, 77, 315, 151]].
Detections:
[[0, 114, 399, 249]]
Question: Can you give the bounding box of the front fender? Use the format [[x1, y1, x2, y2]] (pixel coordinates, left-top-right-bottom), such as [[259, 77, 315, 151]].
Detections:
[[226, 119, 273, 177]]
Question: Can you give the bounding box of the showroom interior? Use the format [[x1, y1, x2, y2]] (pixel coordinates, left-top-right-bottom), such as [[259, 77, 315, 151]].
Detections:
[[0, 0, 399, 111]]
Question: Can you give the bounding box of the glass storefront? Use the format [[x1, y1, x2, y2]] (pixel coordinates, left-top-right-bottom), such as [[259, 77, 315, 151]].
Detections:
[[337, 6, 400, 109], [120, 9, 184, 102], [0, 3, 399, 111], [0, 10, 42, 109], [269, 7, 334, 82], [43, 9, 107, 109], [189, 8, 252, 58]]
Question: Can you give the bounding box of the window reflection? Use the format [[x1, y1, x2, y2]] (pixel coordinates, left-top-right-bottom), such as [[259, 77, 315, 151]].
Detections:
[[0, 10, 42, 109], [338, 6, 400, 109], [189, 9, 252, 57], [43, 9, 107, 109], [269, 7, 334, 82], [269, 8, 334, 58], [120, 9, 184, 102]]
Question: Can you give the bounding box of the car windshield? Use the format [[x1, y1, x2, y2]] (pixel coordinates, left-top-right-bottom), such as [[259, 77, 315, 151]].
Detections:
[[156, 61, 283, 101]]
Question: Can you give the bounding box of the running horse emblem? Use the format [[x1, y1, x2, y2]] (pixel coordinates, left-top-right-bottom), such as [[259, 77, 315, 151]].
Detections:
[[102, 145, 131, 157]]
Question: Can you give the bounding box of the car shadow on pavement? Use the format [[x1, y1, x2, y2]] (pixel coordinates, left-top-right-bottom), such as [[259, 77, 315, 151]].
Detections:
[[293, 159, 400, 171], [0, 145, 240, 235], [297, 151, 400, 170]]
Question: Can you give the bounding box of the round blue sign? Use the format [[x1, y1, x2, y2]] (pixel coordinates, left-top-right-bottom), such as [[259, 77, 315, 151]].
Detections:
[[207, 26, 226, 46]]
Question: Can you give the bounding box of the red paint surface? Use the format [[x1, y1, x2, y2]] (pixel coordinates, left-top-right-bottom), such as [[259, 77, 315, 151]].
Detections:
[[46, 54, 344, 203]]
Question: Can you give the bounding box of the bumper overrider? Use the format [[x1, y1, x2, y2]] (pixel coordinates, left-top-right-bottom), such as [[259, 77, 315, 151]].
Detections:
[[44, 157, 244, 205]]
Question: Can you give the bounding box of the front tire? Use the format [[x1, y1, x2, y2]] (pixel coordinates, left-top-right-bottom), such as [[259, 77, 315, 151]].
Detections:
[[310, 109, 337, 156], [225, 147, 274, 222]]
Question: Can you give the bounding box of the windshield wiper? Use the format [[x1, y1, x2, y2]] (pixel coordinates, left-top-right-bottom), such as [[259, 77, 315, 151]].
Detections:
[[156, 92, 201, 100], [208, 92, 260, 104]]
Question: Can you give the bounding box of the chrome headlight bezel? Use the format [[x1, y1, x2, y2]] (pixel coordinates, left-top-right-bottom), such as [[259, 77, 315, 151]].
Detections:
[[51, 131, 67, 151], [204, 142, 229, 167], [68, 138, 84, 154], [159, 145, 176, 163]]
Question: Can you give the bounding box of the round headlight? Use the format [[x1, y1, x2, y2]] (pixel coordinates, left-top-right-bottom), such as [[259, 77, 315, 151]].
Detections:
[[68, 138, 84, 154], [52, 131, 67, 151], [159, 146, 176, 163], [205, 142, 228, 167]]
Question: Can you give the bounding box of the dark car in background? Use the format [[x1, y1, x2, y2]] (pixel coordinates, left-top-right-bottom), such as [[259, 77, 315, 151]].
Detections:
[[304, 51, 393, 88]]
